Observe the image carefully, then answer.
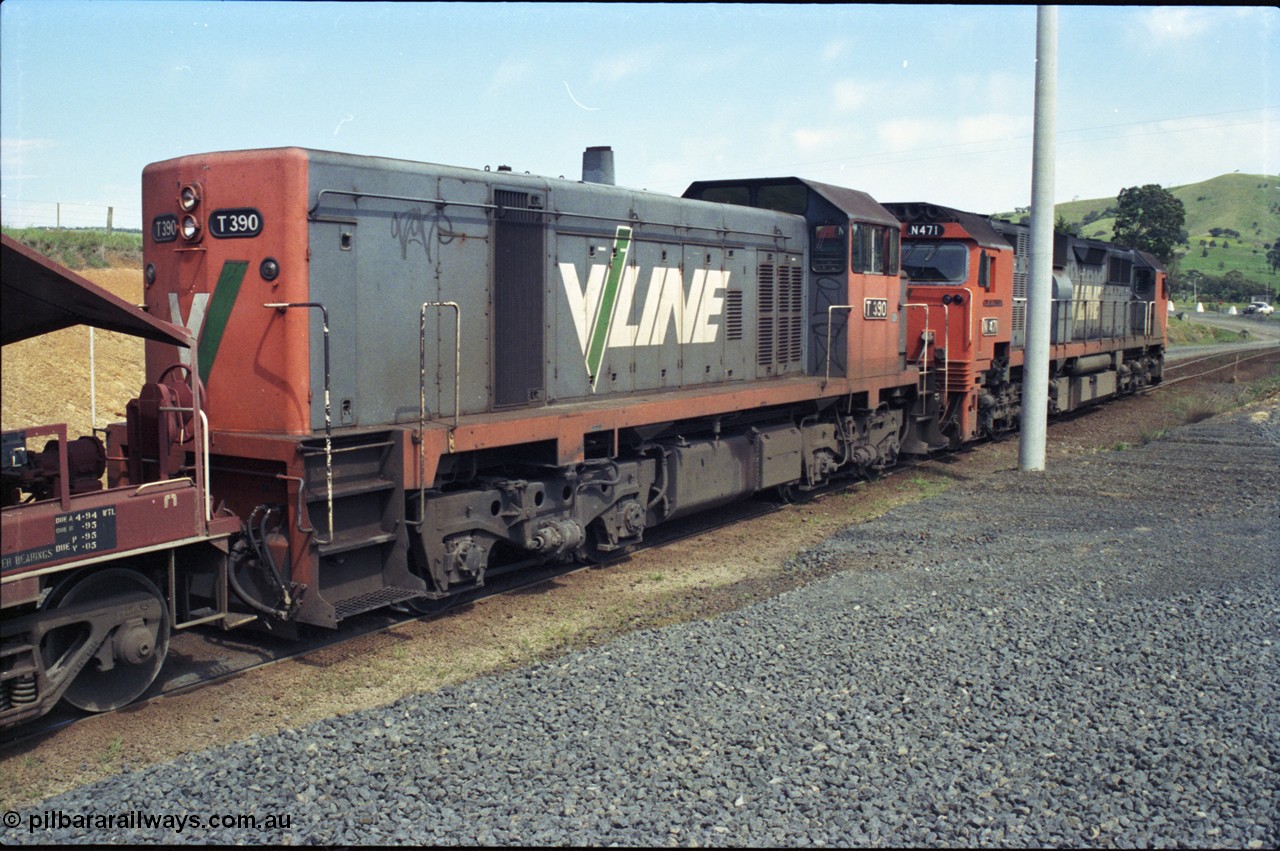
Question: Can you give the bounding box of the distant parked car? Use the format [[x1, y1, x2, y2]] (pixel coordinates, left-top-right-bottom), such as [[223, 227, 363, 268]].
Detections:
[[1243, 301, 1275, 315]]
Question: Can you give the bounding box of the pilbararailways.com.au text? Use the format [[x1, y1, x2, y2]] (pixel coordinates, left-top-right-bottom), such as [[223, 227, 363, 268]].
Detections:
[[6, 808, 292, 834]]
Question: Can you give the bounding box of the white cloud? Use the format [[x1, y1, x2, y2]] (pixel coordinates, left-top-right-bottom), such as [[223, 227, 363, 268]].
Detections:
[[875, 117, 940, 152], [0, 137, 56, 180], [1138, 7, 1222, 43], [821, 39, 849, 63], [790, 127, 840, 154], [831, 80, 870, 112], [488, 58, 536, 93], [953, 113, 1032, 145], [1057, 112, 1278, 203], [592, 48, 655, 83]]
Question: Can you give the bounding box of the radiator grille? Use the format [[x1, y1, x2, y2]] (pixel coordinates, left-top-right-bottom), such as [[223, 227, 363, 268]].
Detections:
[[493, 190, 544, 406]]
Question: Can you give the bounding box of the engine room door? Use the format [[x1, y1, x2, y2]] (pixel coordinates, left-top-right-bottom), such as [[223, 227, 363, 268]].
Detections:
[[492, 189, 546, 407]]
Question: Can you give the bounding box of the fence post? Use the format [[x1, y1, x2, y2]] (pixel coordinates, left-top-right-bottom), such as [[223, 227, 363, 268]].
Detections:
[[107, 206, 114, 233]]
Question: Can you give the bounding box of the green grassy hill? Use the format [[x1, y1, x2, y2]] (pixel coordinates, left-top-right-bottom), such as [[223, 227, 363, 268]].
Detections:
[[1049, 174, 1279, 283], [1002, 173, 1280, 301], [1054, 173, 1278, 242]]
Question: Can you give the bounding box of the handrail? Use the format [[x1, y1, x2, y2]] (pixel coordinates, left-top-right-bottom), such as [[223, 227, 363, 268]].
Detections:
[[944, 300, 954, 393], [199, 410, 211, 523], [902, 303, 931, 382], [414, 301, 461, 529], [308, 188, 790, 241], [1048, 297, 1161, 343], [823, 305, 855, 385], [264, 302, 333, 545], [155, 404, 212, 523], [420, 301, 462, 434]]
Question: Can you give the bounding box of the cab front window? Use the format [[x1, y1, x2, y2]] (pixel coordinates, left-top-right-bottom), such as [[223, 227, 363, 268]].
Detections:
[[901, 242, 968, 284]]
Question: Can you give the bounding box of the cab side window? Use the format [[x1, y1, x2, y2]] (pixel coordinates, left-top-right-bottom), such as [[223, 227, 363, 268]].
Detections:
[[812, 224, 846, 274], [851, 224, 900, 275]]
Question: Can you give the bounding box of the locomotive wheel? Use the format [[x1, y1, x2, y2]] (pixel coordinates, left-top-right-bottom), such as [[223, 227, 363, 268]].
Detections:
[[42, 569, 171, 713], [574, 524, 629, 567], [406, 594, 461, 616]]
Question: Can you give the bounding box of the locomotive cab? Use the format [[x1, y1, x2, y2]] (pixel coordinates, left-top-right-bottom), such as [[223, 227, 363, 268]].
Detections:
[[883, 203, 1018, 443], [682, 177, 909, 385]]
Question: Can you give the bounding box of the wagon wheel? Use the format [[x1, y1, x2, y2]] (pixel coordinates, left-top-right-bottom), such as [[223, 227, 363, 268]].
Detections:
[[41, 569, 171, 713], [155, 362, 200, 443]]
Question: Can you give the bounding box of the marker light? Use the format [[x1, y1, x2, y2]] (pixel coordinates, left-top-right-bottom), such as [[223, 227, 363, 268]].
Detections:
[[260, 258, 280, 281], [179, 183, 201, 211]]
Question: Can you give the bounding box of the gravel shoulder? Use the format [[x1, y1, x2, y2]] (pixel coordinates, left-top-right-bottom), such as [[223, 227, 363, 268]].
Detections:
[[2, 353, 1277, 846]]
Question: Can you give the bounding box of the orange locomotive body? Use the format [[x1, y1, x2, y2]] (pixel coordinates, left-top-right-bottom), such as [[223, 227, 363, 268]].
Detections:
[[886, 203, 1167, 448]]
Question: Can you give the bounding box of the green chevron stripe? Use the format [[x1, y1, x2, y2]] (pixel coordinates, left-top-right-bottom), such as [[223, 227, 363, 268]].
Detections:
[[585, 226, 632, 387], [196, 260, 249, 384]]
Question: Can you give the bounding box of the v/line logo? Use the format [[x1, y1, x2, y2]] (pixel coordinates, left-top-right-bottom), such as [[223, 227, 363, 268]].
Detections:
[[165, 259, 249, 384], [560, 227, 731, 389]]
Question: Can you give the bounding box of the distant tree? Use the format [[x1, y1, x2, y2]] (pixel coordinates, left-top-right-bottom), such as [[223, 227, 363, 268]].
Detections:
[[1055, 214, 1080, 236], [1268, 237, 1280, 274], [1112, 184, 1186, 265]]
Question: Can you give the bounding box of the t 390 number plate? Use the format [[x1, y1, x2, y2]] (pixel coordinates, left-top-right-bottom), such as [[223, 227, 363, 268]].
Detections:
[[209, 208, 263, 238], [863, 298, 889, 319]]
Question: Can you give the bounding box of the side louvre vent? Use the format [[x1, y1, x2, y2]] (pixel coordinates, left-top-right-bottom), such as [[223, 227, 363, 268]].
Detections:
[[1012, 228, 1028, 343], [724, 289, 744, 341], [779, 264, 804, 363], [757, 264, 775, 366], [756, 256, 804, 373]]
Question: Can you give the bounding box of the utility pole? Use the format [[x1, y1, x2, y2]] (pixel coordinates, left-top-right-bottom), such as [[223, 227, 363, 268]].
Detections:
[[1019, 5, 1058, 472]]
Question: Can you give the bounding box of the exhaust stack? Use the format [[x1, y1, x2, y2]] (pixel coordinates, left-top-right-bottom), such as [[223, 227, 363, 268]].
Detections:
[[582, 146, 615, 185]]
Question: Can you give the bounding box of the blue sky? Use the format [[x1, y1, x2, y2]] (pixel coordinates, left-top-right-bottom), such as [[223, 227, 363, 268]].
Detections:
[[2, 2, 1276, 231]]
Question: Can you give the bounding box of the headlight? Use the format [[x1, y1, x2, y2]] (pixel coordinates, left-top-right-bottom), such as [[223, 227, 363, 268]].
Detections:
[[180, 215, 201, 241], [179, 183, 201, 211]]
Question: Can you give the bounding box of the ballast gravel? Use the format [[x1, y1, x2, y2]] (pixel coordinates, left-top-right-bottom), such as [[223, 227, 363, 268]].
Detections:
[[9, 400, 1278, 847]]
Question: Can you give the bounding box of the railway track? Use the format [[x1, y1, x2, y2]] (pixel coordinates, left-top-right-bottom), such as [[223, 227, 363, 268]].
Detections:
[[4, 345, 1276, 750]]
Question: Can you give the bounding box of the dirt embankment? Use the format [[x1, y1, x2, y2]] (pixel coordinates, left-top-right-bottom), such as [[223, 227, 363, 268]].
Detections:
[[1, 267, 146, 442]]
